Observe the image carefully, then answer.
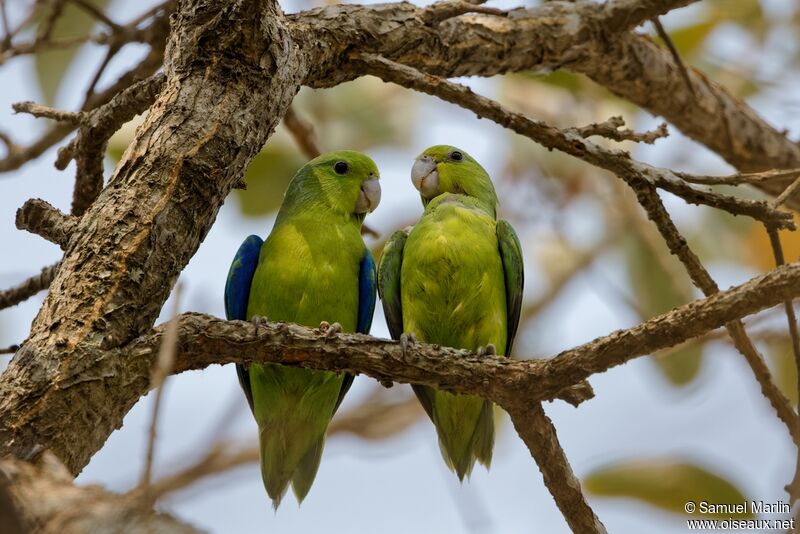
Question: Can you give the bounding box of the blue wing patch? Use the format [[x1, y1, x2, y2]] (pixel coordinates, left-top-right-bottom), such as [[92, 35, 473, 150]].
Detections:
[[224, 234, 263, 413], [224, 235, 263, 321], [357, 248, 377, 335]]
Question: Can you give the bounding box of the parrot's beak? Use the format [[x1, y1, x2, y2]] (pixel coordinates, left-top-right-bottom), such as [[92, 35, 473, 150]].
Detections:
[[355, 175, 381, 214], [411, 156, 440, 199]]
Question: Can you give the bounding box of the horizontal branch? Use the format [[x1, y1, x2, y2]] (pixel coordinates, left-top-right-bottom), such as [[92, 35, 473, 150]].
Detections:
[[88, 260, 800, 425], [15, 199, 76, 249]]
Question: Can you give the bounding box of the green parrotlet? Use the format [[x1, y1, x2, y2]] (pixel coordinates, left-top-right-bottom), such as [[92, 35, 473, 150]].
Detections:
[[225, 151, 381, 507], [378, 145, 523, 480]]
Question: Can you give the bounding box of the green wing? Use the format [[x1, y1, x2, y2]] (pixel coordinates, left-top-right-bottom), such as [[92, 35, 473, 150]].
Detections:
[[377, 229, 408, 340], [497, 220, 524, 356]]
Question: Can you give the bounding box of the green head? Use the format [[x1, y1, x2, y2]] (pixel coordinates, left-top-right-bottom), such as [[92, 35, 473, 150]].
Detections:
[[277, 150, 381, 224], [411, 145, 497, 216]]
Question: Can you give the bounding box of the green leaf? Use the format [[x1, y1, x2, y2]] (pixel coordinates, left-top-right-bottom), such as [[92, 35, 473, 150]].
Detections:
[[584, 459, 753, 518], [234, 145, 307, 217], [767, 338, 799, 408], [662, 20, 716, 57], [34, 0, 110, 105], [626, 235, 703, 385]]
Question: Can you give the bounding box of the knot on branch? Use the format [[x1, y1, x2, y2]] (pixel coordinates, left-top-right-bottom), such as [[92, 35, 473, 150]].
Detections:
[[15, 199, 77, 250], [572, 116, 669, 145]]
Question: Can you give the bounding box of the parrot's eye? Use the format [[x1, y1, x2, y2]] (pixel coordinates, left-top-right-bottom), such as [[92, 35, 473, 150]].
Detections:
[[334, 161, 350, 175], [450, 151, 464, 161]]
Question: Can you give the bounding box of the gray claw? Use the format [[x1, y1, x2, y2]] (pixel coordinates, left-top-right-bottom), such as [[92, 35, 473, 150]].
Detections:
[[319, 321, 342, 337], [400, 332, 417, 354], [251, 315, 268, 336], [477, 344, 497, 357]]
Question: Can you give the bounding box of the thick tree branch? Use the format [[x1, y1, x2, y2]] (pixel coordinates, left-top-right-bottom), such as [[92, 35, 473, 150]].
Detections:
[[0, 0, 304, 475], [35, 259, 795, 453], [1, 453, 200, 533]]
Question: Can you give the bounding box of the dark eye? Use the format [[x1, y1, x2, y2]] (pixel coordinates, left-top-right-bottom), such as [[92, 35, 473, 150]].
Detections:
[[450, 151, 463, 161], [334, 161, 349, 175]]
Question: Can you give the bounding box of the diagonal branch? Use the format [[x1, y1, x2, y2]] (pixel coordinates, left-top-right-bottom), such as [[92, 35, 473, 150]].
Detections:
[[629, 182, 799, 444], [509, 404, 606, 534], [355, 54, 792, 230]]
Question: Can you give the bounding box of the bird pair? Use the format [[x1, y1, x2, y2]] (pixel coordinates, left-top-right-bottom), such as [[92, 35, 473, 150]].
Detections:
[[224, 145, 523, 508]]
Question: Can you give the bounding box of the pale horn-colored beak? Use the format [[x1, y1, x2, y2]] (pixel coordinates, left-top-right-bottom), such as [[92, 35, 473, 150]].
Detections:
[[355, 175, 381, 214], [411, 155, 440, 199]]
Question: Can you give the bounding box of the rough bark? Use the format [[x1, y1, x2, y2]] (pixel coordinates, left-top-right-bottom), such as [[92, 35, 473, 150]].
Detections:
[[0, 453, 200, 533], [0, 0, 303, 474]]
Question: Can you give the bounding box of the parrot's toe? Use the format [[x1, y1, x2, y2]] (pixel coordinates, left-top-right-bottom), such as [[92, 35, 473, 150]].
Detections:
[[251, 315, 269, 336], [476, 344, 497, 357], [318, 321, 342, 337], [399, 332, 417, 354]]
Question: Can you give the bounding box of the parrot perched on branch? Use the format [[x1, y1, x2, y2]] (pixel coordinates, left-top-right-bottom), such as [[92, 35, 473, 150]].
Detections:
[[224, 151, 381, 507], [377, 145, 523, 480]]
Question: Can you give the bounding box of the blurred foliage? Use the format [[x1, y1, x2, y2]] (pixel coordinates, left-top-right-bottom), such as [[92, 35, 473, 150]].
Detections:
[[625, 234, 703, 386], [35, 0, 110, 105], [767, 338, 800, 408], [107, 77, 413, 218], [585, 459, 753, 518]]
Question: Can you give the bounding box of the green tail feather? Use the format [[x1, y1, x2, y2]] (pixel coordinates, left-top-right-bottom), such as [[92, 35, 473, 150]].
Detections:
[[427, 388, 495, 480], [292, 436, 325, 503]]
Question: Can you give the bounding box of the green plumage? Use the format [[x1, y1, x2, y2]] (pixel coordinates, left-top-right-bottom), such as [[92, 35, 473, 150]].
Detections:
[[233, 151, 380, 507], [378, 145, 523, 480]]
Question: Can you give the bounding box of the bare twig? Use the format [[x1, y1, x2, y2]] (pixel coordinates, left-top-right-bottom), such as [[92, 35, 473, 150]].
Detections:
[[631, 183, 800, 444], [0, 263, 60, 310], [57, 72, 166, 215], [773, 176, 800, 209], [283, 105, 321, 159], [767, 226, 800, 503], [70, 0, 121, 31], [355, 54, 793, 230], [677, 168, 800, 187], [423, 0, 508, 25], [651, 17, 695, 97], [13, 101, 84, 124], [15, 199, 77, 249], [139, 284, 182, 492], [571, 116, 668, 145], [0, 345, 19, 355]]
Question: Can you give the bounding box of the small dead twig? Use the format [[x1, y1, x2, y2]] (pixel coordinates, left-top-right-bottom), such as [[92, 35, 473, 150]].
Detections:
[[355, 54, 792, 230], [0, 263, 60, 310], [571, 116, 668, 144], [766, 226, 800, 503], [423, 0, 507, 25], [652, 17, 696, 98], [677, 168, 800, 187], [283, 106, 321, 159], [139, 284, 183, 493]]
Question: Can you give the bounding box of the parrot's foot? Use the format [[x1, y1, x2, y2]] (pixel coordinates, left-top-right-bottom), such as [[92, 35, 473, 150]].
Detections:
[[399, 332, 417, 355], [318, 321, 342, 337], [476, 344, 497, 357], [251, 315, 269, 336]]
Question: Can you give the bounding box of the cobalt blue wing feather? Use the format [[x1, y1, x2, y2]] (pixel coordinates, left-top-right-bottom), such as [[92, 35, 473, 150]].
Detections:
[[332, 248, 377, 413], [224, 234, 263, 413], [356, 248, 377, 335]]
